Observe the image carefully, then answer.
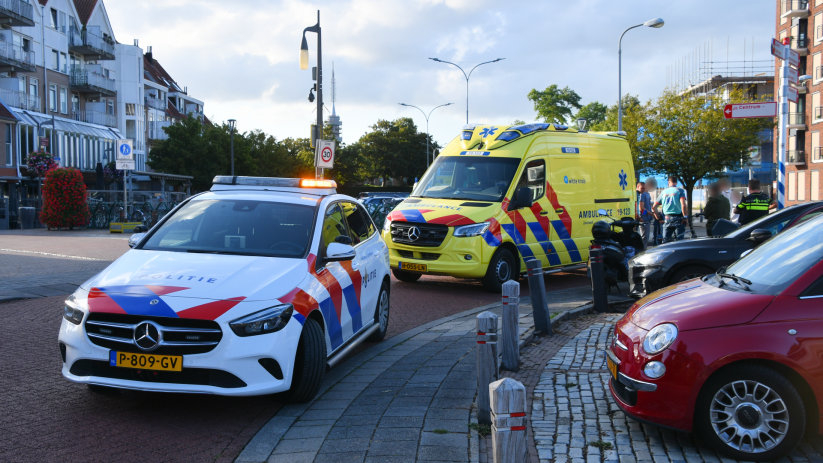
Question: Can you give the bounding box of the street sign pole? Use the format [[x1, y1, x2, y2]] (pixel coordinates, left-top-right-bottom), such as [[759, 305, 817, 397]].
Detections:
[[778, 57, 788, 210]]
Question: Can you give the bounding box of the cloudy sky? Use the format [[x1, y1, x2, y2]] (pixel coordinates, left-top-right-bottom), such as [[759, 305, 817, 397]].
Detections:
[[106, 0, 775, 147]]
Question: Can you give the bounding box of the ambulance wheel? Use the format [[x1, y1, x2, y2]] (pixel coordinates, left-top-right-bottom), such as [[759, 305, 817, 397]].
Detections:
[[483, 248, 517, 292], [392, 269, 421, 282], [287, 317, 326, 403], [368, 281, 390, 342]]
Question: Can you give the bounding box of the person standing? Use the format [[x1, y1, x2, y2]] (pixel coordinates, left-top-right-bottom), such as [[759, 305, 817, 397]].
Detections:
[[635, 181, 652, 245], [703, 182, 731, 236], [734, 179, 774, 225], [652, 175, 688, 243], [645, 177, 662, 245]]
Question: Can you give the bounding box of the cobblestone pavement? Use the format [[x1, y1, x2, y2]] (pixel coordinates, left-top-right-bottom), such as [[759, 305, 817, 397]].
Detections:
[[236, 298, 561, 463], [530, 314, 823, 463]]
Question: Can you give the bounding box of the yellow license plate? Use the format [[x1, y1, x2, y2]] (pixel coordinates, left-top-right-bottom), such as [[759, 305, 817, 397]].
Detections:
[[399, 262, 427, 272], [606, 354, 618, 380], [110, 351, 183, 372]]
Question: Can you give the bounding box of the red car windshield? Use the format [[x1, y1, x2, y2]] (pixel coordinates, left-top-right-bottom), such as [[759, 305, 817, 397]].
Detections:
[[724, 213, 823, 294]]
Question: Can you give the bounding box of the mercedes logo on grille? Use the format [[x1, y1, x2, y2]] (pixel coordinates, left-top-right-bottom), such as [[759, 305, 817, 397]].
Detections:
[[134, 321, 162, 352], [407, 226, 421, 242]]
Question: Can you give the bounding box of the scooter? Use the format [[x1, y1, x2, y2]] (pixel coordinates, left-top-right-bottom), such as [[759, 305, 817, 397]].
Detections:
[[588, 210, 644, 290]]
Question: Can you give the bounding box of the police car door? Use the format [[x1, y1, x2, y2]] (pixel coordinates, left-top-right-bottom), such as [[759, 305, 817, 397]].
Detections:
[[340, 201, 381, 335]]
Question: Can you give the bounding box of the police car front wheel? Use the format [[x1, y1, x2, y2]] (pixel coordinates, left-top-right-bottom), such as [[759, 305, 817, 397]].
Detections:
[[286, 317, 326, 403]]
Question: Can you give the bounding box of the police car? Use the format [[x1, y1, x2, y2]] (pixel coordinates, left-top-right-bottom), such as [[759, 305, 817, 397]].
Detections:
[[58, 177, 391, 401]]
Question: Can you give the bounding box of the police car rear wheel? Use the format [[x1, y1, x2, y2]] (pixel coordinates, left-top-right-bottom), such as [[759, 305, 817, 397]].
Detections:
[[483, 248, 517, 292], [368, 281, 390, 342], [392, 269, 422, 282], [287, 317, 326, 403]]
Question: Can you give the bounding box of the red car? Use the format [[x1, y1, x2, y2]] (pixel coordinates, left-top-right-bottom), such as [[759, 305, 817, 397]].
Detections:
[[607, 213, 823, 461]]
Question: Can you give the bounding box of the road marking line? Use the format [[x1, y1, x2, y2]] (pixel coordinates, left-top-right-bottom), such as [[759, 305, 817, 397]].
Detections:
[[0, 248, 109, 261]]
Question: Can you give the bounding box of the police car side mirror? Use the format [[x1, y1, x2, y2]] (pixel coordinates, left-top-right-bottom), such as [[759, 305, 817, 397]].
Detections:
[[128, 233, 146, 248], [510, 186, 532, 209], [747, 228, 772, 245], [325, 242, 356, 262]]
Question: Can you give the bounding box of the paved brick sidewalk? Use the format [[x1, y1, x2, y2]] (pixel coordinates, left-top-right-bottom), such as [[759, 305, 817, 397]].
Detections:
[[530, 316, 823, 463]]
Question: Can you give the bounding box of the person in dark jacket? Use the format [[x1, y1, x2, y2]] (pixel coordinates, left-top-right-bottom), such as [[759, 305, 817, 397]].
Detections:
[[703, 182, 730, 236], [734, 179, 774, 225]]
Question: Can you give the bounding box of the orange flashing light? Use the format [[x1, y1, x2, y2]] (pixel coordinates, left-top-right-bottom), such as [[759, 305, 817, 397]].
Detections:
[[300, 178, 337, 189]]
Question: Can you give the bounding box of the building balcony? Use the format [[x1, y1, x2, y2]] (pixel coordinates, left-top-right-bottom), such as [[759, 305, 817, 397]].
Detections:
[[145, 95, 166, 111], [814, 147, 823, 162], [782, 0, 810, 18], [0, 87, 38, 110], [0, 0, 34, 27], [791, 36, 809, 56], [0, 41, 34, 72], [148, 120, 171, 140], [787, 150, 806, 165], [72, 109, 116, 128], [68, 26, 114, 60], [788, 112, 806, 129], [70, 66, 115, 96]]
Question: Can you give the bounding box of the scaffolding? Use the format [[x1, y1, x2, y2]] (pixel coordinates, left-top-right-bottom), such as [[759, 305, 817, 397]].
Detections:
[[666, 38, 774, 93]]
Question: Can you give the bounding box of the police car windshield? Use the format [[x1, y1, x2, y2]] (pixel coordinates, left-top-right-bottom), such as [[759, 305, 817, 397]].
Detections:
[[141, 199, 315, 258], [411, 156, 520, 201]]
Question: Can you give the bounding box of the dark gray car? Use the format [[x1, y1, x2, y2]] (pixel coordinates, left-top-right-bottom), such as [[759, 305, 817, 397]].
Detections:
[[628, 201, 823, 298]]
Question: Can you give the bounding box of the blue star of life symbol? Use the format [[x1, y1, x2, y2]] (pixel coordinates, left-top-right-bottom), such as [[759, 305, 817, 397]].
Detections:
[[618, 170, 628, 190], [479, 127, 498, 138]]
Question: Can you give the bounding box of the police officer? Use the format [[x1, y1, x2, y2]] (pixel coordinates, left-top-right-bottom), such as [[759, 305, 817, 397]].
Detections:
[[734, 179, 774, 225]]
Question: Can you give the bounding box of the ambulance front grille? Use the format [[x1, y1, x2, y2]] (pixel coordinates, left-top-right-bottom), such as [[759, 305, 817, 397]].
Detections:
[[397, 250, 440, 260], [85, 313, 222, 355], [390, 222, 448, 247]]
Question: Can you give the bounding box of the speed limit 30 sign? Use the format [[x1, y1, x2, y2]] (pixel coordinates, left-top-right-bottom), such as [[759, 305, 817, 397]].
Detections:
[[316, 139, 335, 168]]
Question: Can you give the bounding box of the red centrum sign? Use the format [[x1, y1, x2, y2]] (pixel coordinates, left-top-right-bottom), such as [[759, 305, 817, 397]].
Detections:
[[723, 102, 777, 119]]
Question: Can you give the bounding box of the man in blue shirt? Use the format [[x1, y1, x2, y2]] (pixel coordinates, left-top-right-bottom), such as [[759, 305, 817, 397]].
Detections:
[[651, 175, 688, 243], [636, 181, 652, 246]]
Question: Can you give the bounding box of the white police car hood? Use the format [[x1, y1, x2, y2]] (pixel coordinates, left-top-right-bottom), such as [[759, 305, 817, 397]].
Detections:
[[78, 250, 307, 320]]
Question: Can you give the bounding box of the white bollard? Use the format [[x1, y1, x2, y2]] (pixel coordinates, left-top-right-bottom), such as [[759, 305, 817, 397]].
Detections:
[[501, 280, 520, 371], [490, 377, 527, 463], [476, 311, 499, 425]]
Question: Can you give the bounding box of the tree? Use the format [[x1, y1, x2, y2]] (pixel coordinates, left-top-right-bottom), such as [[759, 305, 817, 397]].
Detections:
[[353, 118, 431, 184], [589, 95, 642, 132], [527, 85, 582, 124], [574, 102, 608, 128], [633, 88, 769, 219]]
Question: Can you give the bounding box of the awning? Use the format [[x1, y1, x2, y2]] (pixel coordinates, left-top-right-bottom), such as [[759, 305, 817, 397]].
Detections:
[[10, 108, 123, 139]]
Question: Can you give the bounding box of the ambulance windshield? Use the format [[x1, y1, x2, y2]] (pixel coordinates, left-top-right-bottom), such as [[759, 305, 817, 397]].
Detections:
[[411, 156, 520, 202]]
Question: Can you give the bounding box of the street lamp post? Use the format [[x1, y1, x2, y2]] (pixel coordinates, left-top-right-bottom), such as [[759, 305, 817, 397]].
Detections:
[[618, 17, 664, 132], [228, 119, 236, 176], [429, 57, 504, 124], [398, 102, 453, 166], [300, 10, 323, 178]]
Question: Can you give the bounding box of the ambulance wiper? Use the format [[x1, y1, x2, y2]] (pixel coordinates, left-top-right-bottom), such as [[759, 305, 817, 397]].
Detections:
[[717, 272, 752, 291]]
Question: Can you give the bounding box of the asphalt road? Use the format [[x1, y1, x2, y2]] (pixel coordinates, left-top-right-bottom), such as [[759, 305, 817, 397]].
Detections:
[[0, 229, 589, 462]]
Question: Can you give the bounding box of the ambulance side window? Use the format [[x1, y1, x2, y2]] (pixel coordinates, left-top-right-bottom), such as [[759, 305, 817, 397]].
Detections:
[[515, 160, 545, 203]]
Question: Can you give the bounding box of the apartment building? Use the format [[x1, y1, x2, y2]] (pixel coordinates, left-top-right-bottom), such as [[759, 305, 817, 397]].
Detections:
[[0, 0, 205, 228], [776, 0, 823, 204]]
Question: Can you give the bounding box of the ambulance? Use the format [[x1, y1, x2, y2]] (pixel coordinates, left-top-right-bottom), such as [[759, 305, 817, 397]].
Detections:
[[382, 123, 635, 291], [58, 177, 390, 401]]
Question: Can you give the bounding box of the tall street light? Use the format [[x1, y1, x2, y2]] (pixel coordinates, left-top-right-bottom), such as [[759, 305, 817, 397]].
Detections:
[[429, 57, 504, 124], [300, 10, 323, 178], [228, 119, 236, 176], [399, 102, 453, 167], [618, 17, 664, 132]]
